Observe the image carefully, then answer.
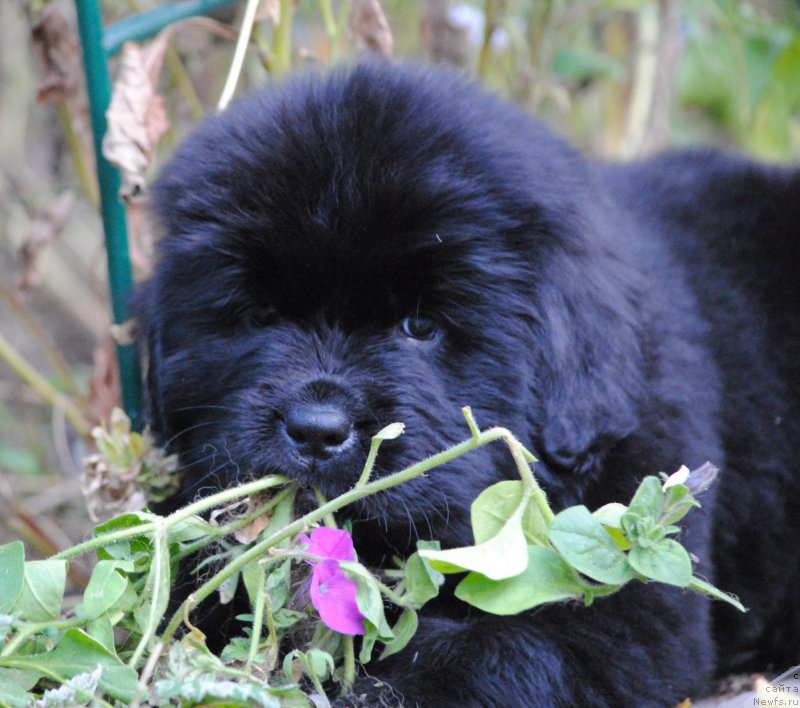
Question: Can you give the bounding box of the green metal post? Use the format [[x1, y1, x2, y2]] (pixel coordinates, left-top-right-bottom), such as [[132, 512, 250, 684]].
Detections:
[[75, 0, 142, 430], [103, 0, 238, 56]]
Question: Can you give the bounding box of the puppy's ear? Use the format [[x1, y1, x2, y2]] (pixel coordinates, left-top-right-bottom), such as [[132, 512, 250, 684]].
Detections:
[[533, 223, 645, 476]]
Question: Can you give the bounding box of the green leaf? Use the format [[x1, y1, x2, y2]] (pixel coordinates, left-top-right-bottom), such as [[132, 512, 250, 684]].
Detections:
[[166, 515, 215, 543], [553, 47, 625, 82], [400, 546, 444, 609], [379, 607, 418, 660], [85, 614, 116, 653], [627, 476, 663, 519], [339, 562, 386, 633], [1, 629, 138, 703], [265, 559, 291, 612], [592, 503, 628, 529], [549, 506, 634, 585], [0, 668, 38, 708], [82, 561, 129, 620], [628, 539, 692, 587], [455, 546, 586, 615], [471, 480, 549, 546], [340, 561, 393, 663], [14, 559, 67, 622], [133, 529, 170, 637], [660, 493, 700, 526], [689, 576, 746, 612], [419, 505, 529, 580], [0, 541, 25, 614], [93, 511, 155, 537], [305, 648, 335, 682]]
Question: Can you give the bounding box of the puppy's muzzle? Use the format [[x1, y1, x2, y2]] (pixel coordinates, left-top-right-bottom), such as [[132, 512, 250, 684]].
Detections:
[[283, 403, 355, 461]]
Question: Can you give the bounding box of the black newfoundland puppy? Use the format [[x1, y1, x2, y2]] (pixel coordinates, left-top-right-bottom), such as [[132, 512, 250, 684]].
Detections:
[[139, 62, 800, 706]]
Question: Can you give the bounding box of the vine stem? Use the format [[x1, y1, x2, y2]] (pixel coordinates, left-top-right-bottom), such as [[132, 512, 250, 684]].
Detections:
[[342, 635, 355, 688], [0, 331, 92, 439], [159, 412, 548, 644], [52, 475, 289, 561]]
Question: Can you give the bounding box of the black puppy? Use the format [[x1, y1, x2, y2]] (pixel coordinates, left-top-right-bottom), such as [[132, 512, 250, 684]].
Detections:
[[139, 62, 800, 706]]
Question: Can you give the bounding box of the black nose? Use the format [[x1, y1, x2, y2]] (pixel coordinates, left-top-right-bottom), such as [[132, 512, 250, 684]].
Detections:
[[284, 404, 353, 460]]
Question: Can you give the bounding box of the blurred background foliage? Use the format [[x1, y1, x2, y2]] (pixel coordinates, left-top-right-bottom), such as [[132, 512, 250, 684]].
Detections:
[[1, 0, 799, 553]]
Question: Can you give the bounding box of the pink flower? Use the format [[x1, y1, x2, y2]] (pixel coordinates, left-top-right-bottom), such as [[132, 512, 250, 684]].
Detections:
[[300, 527, 365, 635]]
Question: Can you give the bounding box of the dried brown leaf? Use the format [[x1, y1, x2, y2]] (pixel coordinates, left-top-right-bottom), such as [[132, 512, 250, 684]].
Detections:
[[88, 335, 121, 425], [82, 453, 147, 522], [31, 6, 81, 106], [17, 192, 77, 290], [103, 30, 172, 204], [234, 512, 272, 544], [349, 0, 394, 58], [256, 0, 281, 25]]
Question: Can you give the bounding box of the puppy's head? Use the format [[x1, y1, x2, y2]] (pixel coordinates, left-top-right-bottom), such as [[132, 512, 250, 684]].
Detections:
[[140, 63, 644, 554]]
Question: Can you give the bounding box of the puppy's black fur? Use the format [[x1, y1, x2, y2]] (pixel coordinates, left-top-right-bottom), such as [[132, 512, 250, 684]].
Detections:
[[139, 63, 800, 706]]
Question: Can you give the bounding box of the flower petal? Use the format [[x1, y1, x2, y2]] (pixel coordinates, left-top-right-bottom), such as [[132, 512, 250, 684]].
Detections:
[[304, 527, 356, 562], [310, 559, 365, 635]]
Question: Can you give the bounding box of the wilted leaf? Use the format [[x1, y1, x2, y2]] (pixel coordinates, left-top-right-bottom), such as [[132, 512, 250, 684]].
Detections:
[[103, 31, 171, 204], [30, 7, 81, 106], [349, 0, 394, 58], [17, 192, 76, 290], [256, 0, 281, 25], [87, 336, 121, 428]]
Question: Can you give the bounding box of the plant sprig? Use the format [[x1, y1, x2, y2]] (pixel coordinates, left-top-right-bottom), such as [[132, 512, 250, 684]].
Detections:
[[0, 408, 742, 707]]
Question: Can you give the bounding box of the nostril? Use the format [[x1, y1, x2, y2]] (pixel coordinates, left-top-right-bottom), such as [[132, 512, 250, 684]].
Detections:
[[284, 404, 353, 459]]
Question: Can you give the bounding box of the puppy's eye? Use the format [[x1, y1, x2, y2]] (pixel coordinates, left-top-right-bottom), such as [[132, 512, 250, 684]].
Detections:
[[248, 304, 279, 327], [400, 315, 437, 341]]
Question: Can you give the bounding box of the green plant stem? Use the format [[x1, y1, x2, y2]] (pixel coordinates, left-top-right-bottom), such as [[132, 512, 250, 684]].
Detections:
[[246, 562, 267, 668], [0, 331, 92, 439], [0, 617, 86, 658], [372, 577, 406, 607], [160, 420, 547, 644], [52, 475, 289, 561], [0, 282, 81, 396], [271, 0, 294, 77], [314, 488, 337, 528], [57, 102, 99, 207], [318, 0, 336, 38], [179, 486, 297, 558], [506, 436, 554, 525], [463, 406, 481, 440], [129, 518, 168, 668], [355, 437, 382, 487], [477, 0, 497, 77], [342, 635, 355, 689], [165, 46, 205, 118]]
